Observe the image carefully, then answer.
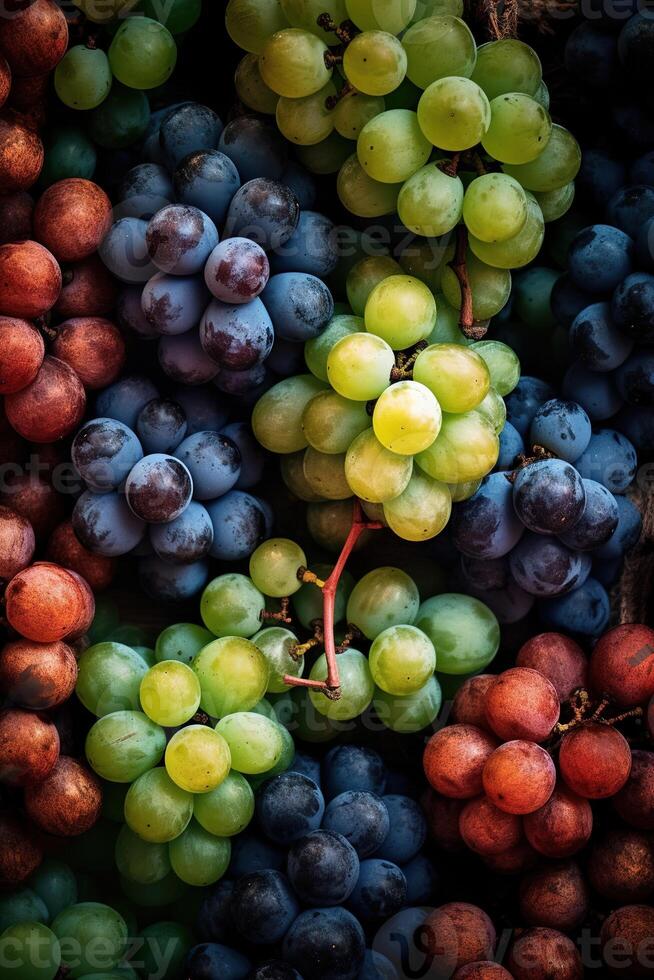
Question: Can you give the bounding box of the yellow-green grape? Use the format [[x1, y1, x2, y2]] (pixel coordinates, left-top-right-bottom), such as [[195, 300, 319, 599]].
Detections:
[[398, 239, 451, 294], [346, 256, 403, 316], [193, 772, 255, 837], [533, 79, 550, 109], [76, 642, 147, 717], [327, 332, 395, 400], [365, 274, 437, 349], [305, 314, 363, 380], [309, 649, 375, 720], [139, 661, 201, 728], [475, 386, 506, 434], [471, 39, 542, 101], [193, 637, 270, 716], [369, 624, 436, 695], [345, 429, 413, 503], [55, 46, 112, 111], [401, 16, 476, 90], [468, 194, 544, 270], [334, 92, 386, 140], [398, 163, 464, 237], [471, 340, 520, 396], [411, 0, 463, 20], [346, 0, 416, 33], [115, 825, 170, 885], [169, 821, 231, 886], [297, 131, 353, 173], [441, 250, 512, 320], [337, 154, 403, 217], [226, 0, 288, 53], [281, 452, 325, 501], [417, 592, 499, 674], [383, 469, 451, 541], [124, 768, 193, 843], [303, 448, 352, 499], [448, 478, 481, 501], [281, 0, 348, 43], [346, 566, 420, 639], [535, 182, 575, 222], [413, 343, 490, 413], [503, 124, 581, 192], [252, 374, 326, 453], [342, 30, 407, 96], [276, 82, 336, 144], [357, 110, 431, 184], [234, 54, 279, 114], [215, 712, 284, 773], [85, 711, 166, 783], [482, 94, 551, 166], [108, 18, 177, 90], [416, 411, 499, 483], [306, 499, 357, 553], [165, 726, 231, 794], [302, 389, 371, 454], [200, 573, 265, 637], [426, 294, 469, 345], [251, 627, 304, 692], [462, 173, 528, 243], [418, 77, 490, 150], [373, 675, 442, 732], [373, 381, 441, 455], [249, 538, 307, 596], [260, 28, 331, 98]]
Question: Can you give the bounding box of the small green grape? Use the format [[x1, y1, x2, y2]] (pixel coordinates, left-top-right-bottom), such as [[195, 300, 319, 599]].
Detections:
[[413, 343, 490, 413], [168, 821, 231, 887], [373, 380, 442, 455], [309, 649, 374, 720], [214, 712, 284, 773], [302, 390, 371, 455], [109, 18, 177, 90], [305, 314, 363, 380], [252, 375, 326, 453], [1, 922, 61, 980], [416, 411, 499, 483], [327, 332, 395, 401], [398, 163, 464, 238], [369, 624, 436, 695], [345, 429, 413, 503], [534, 182, 575, 222], [226, 0, 289, 53], [280, 451, 325, 501], [235, 53, 279, 114], [193, 771, 255, 837], [85, 711, 165, 783], [343, 30, 407, 96], [276, 82, 336, 145], [471, 38, 542, 101], [200, 573, 265, 637], [475, 387, 506, 434], [357, 109, 431, 184], [155, 623, 215, 665], [303, 447, 352, 500], [193, 637, 270, 717], [471, 340, 520, 396], [401, 15, 476, 89], [165, 726, 231, 793], [52, 904, 127, 978], [76, 642, 147, 717], [383, 470, 452, 541], [346, 0, 416, 33], [337, 154, 403, 217], [482, 93, 551, 166], [462, 173, 528, 244], [346, 567, 420, 639], [260, 28, 331, 98], [440, 251, 512, 320], [468, 194, 544, 270], [251, 627, 304, 692], [334, 91, 386, 140], [365, 275, 437, 350], [124, 767, 194, 843], [249, 538, 307, 597], [115, 825, 170, 885], [418, 76, 490, 151], [503, 124, 581, 192], [139, 661, 201, 727], [54, 45, 112, 110]]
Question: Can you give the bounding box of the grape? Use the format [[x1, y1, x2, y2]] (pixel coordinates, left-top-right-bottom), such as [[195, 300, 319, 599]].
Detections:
[[559, 723, 631, 799], [52, 903, 127, 977], [141, 274, 209, 336], [357, 110, 431, 185], [280, 0, 346, 42], [398, 163, 464, 238], [252, 375, 325, 453], [327, 333, 395, 400], [574, 428, 637, 494], [587, 829, 654, 905], [463, 173, 528, 243], [373, 675, 442, 732], [1, 922, 61, 980], [418, 77, 490, 151], [572, 223, 635, 295], [349, 858, 407, 923], [29, 860, 77, 921], [334, 91, 386, 140], [109, 18, 176, 90], [513, 458, 587, 534], [449, 478, 482, 502], [85, 711, 165, 783], [413, 344, 489, 413], [482, 94, 551, 165], [440, 251, 512, 319], [250, 628, 303, 692], [383, 469, 452, 540], [365, 275, 437, 349], [214, 711, 284, 773], [536, 182, 575, 222], [0, 889, 48, 932], [263, 272, 333, 342], [459, 795, 522, 855], [165, 725, 231, 794], [342, 30, 407, 96], [519, 862, 589, 932], [260, 28, 331, 98], [302, 390, 371, 454], [417, 593, 499, 674], [337, 153, 403, 217], [283, 907, 365, 979], [485, 668, 560, 743], [169, 821, 231, 887], [470, 341, 520, 397], [72, 418, 143, 492], [76, 641, 147, 717], [347, 256, 403, 316], [115, 825, 170, 885], [276, 83, 336, 146], [322, 791, 389, 859], [293, 564, 352, 630], [205, 492, 267, 562], [270, 209, 338, 279], [424, 724, 500, 801], [322, 745, 386, 799], [346, 567, 419, 639], [150, 502, 213, 565], [123, 767, 193, 843], [55, 45, 112, 110], [139, 661, 201, 728], [345, 429, 413, 503], [372, 380, 441, 455], [99, 217, 157, 284], [416, 411, 498, 484], [193, 771, 255, 837], [303, 448, 351, 499], [193, 637, 269, 718], [503, 124, 581, 192], [506, 928, 582, 980], [559, 479, 619, 550], [401, 241, 452, 295], [219, 116, 287, 182], [309, 649, 374, 720], [570, 302, 634, 374], [125, 453, 192, 524], [471, 39, 542, 100], [346, 0, 415, 31], [401, 15, 476, 89], [296, 131, 352, 174], [469, 193, 544, 270], [226, 0, 288, 54], [249, 538, 307, 597], [305, 314, 363, 380], [516, 633, 588, 701], [136, 399, 186, 455], [235, 53, 279, 114], [88, 84, 151, 150], [287, 827, 360, 906], [369, 624, 436, 695]]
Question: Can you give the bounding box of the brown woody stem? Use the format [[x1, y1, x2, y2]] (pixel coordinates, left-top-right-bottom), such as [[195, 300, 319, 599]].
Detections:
[[449, 225, 475, 338], [260, 596, 292, 623]]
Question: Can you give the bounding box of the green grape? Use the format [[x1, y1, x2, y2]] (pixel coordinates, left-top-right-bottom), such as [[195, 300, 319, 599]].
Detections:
[[226, 0, 288, 53], [200, 573, 265, 637], [345, 429, 413, 503], [155, 623, 215, 666], [115, 826, 170, 885], [346, 566, 420, 639], [416, 592, 499, 673], [471, 340, 520, 396], [449, 478, 481, 501], [133, 646, 156, 667], [373, 675, 442, 732], [309, 649, 374, 720], [276, 82, 336, 144], [413, 343, 489, 413], [346, 256, 402, 316], [260, 28, 331, 97], [0, 889, 48, 932], [120, 871, 187, 908], [193, 636, 269, 716], [247, 722, 295, 788], [138, 921, 192, 980], [462, 173, 528, 243], [88, 84, 151, 149], [416, 411, 498, 483], [401, 15, 476, 90], [306, 499, 357, 552], [76, 642, 147, 717], [165, 726, 231, 793], [398, 239, 450, 294], [476, 386, 506, 434], [280, 452, 325, 501], [440, 250, 512, 320], [251, 627, 304, 692], [54, 45, 112, 110], [124, 768, 193, 843], [411, 0, 463, 20], [252, 374, 326, 453], [365, 274, 437, 349], [215, 711, 284, 773], [346, 0, 416, 32], [235, 54, 279, 114], [535, 182, 575, 223], [292, 565, 353, 629], [296, 131, 352, 173], [426, 295, 469, 344], [482, 94, 551, 166], [52, 904, 126, 978], [327, 332, 395, 400], [109, 18, 177, 90], [418, 77, 490, 150], [249, 538, 307, 597], [398, 163, 464, 238], [139, 661, 201, 727], [503, 124, 581, 192], [369, 624, 436, 695], [192, 772, 254, 838], [303, 447, 352, 500], [41, 126, 96, 187], [140, 0, 201, 33], [168, 821, 231, 887], [337, 154, 403, 217], [383, 469, 451, 541], [533, 79, 550, 109], [512, 266, 560, 330], [471, 39, 542, 100], [343, 30, 407, 96], [1, 922, 61, 980], [29, 861, 77, 922], [302, 390, 371, 454], [357, 110, 431, 184], [372, 380, 441, 455], [305, 314, 363, 380], [468, 194, 544, 270], [85, 711, 165, 782], [334, 91, 385, 139], [280, 0, 347, 43]]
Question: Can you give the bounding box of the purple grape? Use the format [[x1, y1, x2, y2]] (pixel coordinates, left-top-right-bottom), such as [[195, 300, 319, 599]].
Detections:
[[558, 478, 619, 550], [72, 417, 144, 491], [149, 501, 214, 563], [116, 286, 159, 339], [173, 386, 229, 434], [218, 116, 288, 183], [213, 363, 268, 396], [95, 375, 159, 429], [100, 216, 157, 284], [159, 103, 224, 170], [138, 555, 210, 601], [539, 576, 610, 636], [206, 491, 266, 560], [175, 431, 241, 500], [73, 490, 146, 557], [141, 272, 210, 334], [204, 238, 269, 304], [270, 210, 339, 278], [146, 205, 219, 275], [200, 297, 274, 370], [221, 421, 265, 489], [158, 331, 220, 385], [529, 399, 592, 463], [223, 178, 299, 249], [174, 149, 241, 226], [118, 163, 174, 219], [136, 398, 188, 454], [262, 272, 333, 342], [125, 454, 193, 523], [509, 533, 592, 597], [513, 459, 587, 534], [450, 472, 525, 559]]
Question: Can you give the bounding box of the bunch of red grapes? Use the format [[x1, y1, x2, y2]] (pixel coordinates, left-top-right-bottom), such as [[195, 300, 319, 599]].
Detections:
[[421, 624, 654, 978]]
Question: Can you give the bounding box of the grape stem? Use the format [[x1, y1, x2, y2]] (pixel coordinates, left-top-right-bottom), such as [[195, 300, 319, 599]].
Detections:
[[389, 341, 429, 382], [260, 597, 292, 624], [448, 225, 480, 339], [548, 687, 643, 746], [438, 153, 461, 178], [504, 444, 559, 484], [325, 81, 355, 111], [316, 13, 358, 44]]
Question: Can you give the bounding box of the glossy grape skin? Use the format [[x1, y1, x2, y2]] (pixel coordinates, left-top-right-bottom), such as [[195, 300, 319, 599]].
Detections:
[[218, 115, 287, 182], [138, 556, 210, 602], [345, 429, 413, 503], [169, 821, 231, 887], [495, 420, 525, 469], [193, 771, 254, 837], [73, 491, 146, 558], [76, 641, 147, 717], [253, 374, 326, 453], [55, 45, 112, 110], [568, 224, 633, 294], [451, 472, 524, 559], [509, 533, 591, 597], [52, 903, 128, 978], [569, 302, 633, 373], [415, 411, 499, 485], [136, 399, 187, 453], [141, 272, 209, 335], [559, 479, 619, 550], [347, 567, 420, 639], [309, 649, 375, 720], [574, 429, 637, 494], [302, 390, 371, 455], [72, 418, 144, 492], [109, 17, 177, 90], [139, 661, 201, 727], [173, 151, 240, 227], [200, 574, 264, 637], [471, 38, 541, 99], [206, 492, 267, 562], [262, 272, 333, 342], [155, 624, 214, 666], [96, 375, 159, 429], [165, 726, 231, 794], [146, 490, 210, 560], [118, 162, 173, 220], [337, 154, 403, 217], [383, 469, 452, 541], [373, 380, 441, 455], [413, 343, 489, 413], [175, 432, 241, 501], [125, 454, 193, 524], [123, 767, 193, 843], [283, 907, 365, 979], [184, 942, 252, 980], [215, 712, 284, 774], [416, 593, 499, 674], [398, 164, 464, 239], [224, 178, 300, 249], [373, 675, 442, 733], [343, 31, 407, 96], [248, 538, 306, 597], [346, 256, 402, 316], [462, 173, 527, 243], [327, 333, 395, 401], [401, 15, 476, 89], [146, 204, 218, 276], [357, 110, 431, 185], [193, 636, 269, 718], [506, 376, 555, 436], [85, 711, 165, 782], [369, 625, 436, 696], [485, 668, 560, 743], [469, 193, 544, 270], [512, 459, 587, 534], [559, 722, 631, 800]]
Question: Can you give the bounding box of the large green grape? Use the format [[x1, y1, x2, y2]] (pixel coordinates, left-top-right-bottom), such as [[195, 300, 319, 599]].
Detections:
[[165, 726, 231, 793], [309, 649, 374, 720], [124, 767, 194, 843], [373, 380, 441, 455], [346, 567, 420, 639], [200, 573, 265, 637], [471, 39, 542, 100], [373, 675, 442, 732], [369, 624, 436, 695], [193, 771, 255, 836], [226, 0, 288, 53], [401, 15, 476, 89], [139, 661, 201, 727], [193, 637, 270, 716], [503, 124, 581, 192], [251, 627, 304, 692], [416, 593, 499, 673], [411, 0, 463, 20], [235, 54, 279, 114], [327, 332, 395, 400], [482, 94, 551, 165], [109, 18, 177, 90], [471, 340, 520, 396], [115, 825, 170, 885], [440, 250, 512, 319], [54, 45, 112, 110], [364, 274, 437, 349], [305, 314, 363, 380], [1, 922, 61, 980], [249, 538, 307, 597], [345, 429, 413, 503], [215, 712, 284, 773], [418, 76, 490, 150], [342, 30, 407, 96], [88, 84, 151, 150], [468, 194, 544, 270], [85, 711, 165, 782], [357, 110, 431, 183], [413, 343, 489, 413], [260, 28, 331, 97], [252, 375, 326, 453], [276, 82, 336, 144], [247, 721, 295, 788], [346, 0, 416, 32], [155, 623, 215, 666], [426, 294, 469, 345], [168, 821, 231, 887], [52, 904, 127, 978], [535, 182, 575, 222], [334, 91, 386, 140], [303, 448, 351, 500], [383, 470, 451, 541], [281, 0, 348, 43], [462, 173, 528, 243], [346, 256, 403, 316], [398, 163, 464, 238], [337, 154, 403, 217], [76, 642, 147, 717], [302, 390, 371, 455], [416, 411, 499, 483]]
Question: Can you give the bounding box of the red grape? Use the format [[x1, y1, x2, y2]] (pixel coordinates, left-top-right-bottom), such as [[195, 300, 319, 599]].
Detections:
[[589, 623, 654, 707], [600, 905, 654, 978], [5, 355, 86, 442], [0, 469, 65, 538], [34, 178, 112, 263], [0, 504, 34, 579], [5, 561, 95, 642], [0, 316, 45, 394], [523, 783, 593, 858], [0, 637, 77, 709], [516, 632, 588, 700], [613, 750, 654, 830], [47, 521, 116, 592], [453, 966, 513, 980], [423, 903, 496, 974], [424, 725, 499, 799], [458, 795, 522, 856], [0, 240, 61, 317], [0, 707, 59, 785], [507, 927, 583, 980], [483, 839, 538, 875], [482, 740, 556, 814], [0, 116, 43, 192], [0, 0, 68, 76], [518, 861, 589, 932], [0, 813, 42, 884], [422, 789, 465, 852], [54, 254, 118, 318], [559, 722, 631, 799], [51, 317, 126, 390], [0, 190, 33, 244], [485, 667, 560, 743], [588, 829, 654, 903], [0, 55, 10, 109], [451, 674, 496, 730], [24, 756, 102, 836]]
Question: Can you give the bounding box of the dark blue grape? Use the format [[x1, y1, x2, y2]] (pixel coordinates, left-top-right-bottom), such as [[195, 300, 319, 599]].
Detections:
[[372, 907, 428, 976], [607, 184, 654, 239], [574, 428, 637, 493], [576, 150, 626, 211], [613, 99, 654, 149], [460, 555, 509, 591], [142, 101, 191, 165], [357, 950, 397, 980], [562, 362, 623, 421], [564, 22, 617, 88], [287, 829, 359, 906], [204, 238, 269, 304], [467, 577, 534, 625], [289, 752, 321, 785], [495, 421, 524, 471], [229, 832, 285, 878], [322, 746, 386, 801], [173, 386, 230, 434], [635, 216, 654, 271], [347, 859, 406, 923], [567, 224, 633, 294], [72, 417, 144, 491], [631, 149, 654, 185], [611, 271, 654, 342], [618, 12, 654, 83], [558, 479, 619, 550], [569, 303, 633, 373], [96, 375, 159, 430], [118, 163, 173, 219], [281, 161, 317, 210], [136, 398, 187, 454], [116, 286, 159, 339], [183, 943, 250, 980], [175, 431, 241, 500], [322, 792, 390, 859], [158, 331, 220, 385], [505, 377, 556, 436], [539, 576, 610, 636], [616, 349, 654, 405], [206, 491, 267, 560], [262, 273, 333, 342], [125, 453, 193, 522], [218, 116, 287, 183], [402, 854, 438, 906], [196, 879, 235, 943], [529, 399, 592, 463], [159, 103, 224, 171], [149, 500, 214, 563], [224, 179, 300, 250], [248, 963, 304, 980], [550, 274, 591, 329], [450, 472, 525, 559], [614, 404, 654, 454], [173, 150, 241, 226], [592, 556, 623, 587], [257, 772, 324, 845], [214, 363, 269, 396], [266, 337, 306, 377], [509, 533, 592, 597], [270, 211, 339, 277], [375, 796, 426, 866], [72, 490, 146, 556], [593, 494, 642, 561], [100, 217, 157, 284], [200, 297, 274, 370], [282, 908, 365, 980], [141, 272, 209, 335], [147, 205, 219, 276], [138, 555, 209, 600], [221, 422, 265, 490], [230, 870, 299, 945]]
